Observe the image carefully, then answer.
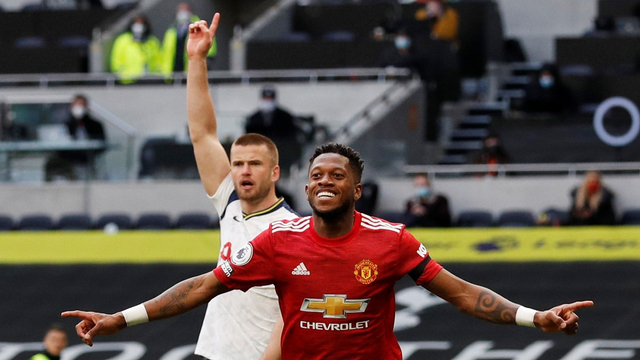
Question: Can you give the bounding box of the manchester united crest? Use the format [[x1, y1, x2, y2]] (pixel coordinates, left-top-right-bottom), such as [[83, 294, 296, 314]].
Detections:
[[354, 259, 378, 285]]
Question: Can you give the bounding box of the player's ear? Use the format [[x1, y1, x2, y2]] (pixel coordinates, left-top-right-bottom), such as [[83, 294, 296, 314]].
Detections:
[[272, 165, 280, 182], [305, 184, 310, 200], [354, 182, 363, 201]]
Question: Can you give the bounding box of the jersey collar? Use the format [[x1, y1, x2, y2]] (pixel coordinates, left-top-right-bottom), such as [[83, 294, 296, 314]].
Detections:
[[243, 197, 285, 220]]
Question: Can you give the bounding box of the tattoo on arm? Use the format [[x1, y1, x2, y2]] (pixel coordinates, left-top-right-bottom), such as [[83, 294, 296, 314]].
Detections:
[[474, 290, 517, 324], [156, 278, 197, 317]]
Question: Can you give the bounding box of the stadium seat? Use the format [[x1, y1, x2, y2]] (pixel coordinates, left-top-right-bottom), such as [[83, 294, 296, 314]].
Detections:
[[456, 210, 493, 227], [377, 211, 405, 224], [322, 31, 355, 42], [14, 36, 46, 49], [58, 214, 92, 230], [497, 210, 536, 227], [541, 208, 570, 226], [280, 32, 311, 42], [94, 213, 133, 230], [176, 212, 212, 230], [0, 215, 13, 231], [136, 213, 173, 230], [621, 209, 640, 225], [17, 214, 54, 231], [58, 36, 91, 48]]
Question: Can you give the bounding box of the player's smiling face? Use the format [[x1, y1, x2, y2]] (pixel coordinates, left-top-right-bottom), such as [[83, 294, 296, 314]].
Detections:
[[230, 144, 278, 203], [306, 153, 361, 218]]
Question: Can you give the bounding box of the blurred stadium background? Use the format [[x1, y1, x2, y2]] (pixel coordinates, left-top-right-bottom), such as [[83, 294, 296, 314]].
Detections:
[[1, 0, 640, 359]]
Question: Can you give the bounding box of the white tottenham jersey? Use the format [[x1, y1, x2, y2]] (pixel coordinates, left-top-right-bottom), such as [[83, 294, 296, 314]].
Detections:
[[195, 174, 298, 360]]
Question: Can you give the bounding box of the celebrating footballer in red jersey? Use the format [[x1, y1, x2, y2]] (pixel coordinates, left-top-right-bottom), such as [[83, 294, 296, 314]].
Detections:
[[61, 13, 593, 360]]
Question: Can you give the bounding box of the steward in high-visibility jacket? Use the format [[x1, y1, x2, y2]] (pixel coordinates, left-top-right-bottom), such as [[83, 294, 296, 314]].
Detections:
[[110, 16, 163, 83], [162, 13, 217, 76]]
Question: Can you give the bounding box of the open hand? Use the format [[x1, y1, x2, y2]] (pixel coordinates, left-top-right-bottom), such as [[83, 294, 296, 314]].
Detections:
[[535, 300, 594, 335], [61, 310, 126, 346], [186, 13, 220, 60]]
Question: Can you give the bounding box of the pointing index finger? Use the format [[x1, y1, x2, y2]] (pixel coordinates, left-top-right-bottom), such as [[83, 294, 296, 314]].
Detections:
[[61, 310, 90, 319], [565, 301, 594, 312]]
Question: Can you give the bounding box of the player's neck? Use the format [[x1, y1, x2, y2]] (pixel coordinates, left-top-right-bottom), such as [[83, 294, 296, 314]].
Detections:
[[240, 193, 280, 215], [312, 209, 355, 239]]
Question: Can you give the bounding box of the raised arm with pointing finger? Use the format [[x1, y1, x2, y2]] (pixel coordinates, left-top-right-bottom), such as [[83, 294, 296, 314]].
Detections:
[[185, 13, 298, 360], [186, 13, 228, 196]]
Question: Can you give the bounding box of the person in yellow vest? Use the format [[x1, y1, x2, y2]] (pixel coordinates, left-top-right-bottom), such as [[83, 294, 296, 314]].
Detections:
[[162, 2, 217, 76], [29, 324, 68, 360], [110, 15, 163, 83]]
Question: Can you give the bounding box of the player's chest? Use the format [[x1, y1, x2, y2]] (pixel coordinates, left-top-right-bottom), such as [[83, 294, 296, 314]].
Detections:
[[274, 238, 398, 294]]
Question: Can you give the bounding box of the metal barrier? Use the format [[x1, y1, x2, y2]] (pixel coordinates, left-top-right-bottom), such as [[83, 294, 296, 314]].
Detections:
[[404, 162, 640, 178], [0, 68, 412, 88]]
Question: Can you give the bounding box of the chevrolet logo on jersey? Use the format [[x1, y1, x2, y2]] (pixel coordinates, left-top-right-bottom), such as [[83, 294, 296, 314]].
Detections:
[[300, 294, 370, 319]]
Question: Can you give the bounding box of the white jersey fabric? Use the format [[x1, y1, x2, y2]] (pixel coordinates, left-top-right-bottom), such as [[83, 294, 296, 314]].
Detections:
[[195, 174, 298, 360]]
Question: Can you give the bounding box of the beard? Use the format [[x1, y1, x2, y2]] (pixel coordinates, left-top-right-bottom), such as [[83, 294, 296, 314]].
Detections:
[[236, 179, 272, 204], [311, 198, 354, 221]]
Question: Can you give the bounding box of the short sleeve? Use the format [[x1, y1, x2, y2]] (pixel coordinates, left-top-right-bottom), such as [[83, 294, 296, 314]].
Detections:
[[213, 227, 275, 292], [396, 229, 443, 285], [208, 173, 235, 217]]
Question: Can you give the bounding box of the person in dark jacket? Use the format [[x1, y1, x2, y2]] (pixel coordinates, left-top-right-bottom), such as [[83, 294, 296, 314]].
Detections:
[[404, 174, 451, 227], [568, 171, 616, 225], [245, 87, 300, 175], [45, 95, 106, 181]]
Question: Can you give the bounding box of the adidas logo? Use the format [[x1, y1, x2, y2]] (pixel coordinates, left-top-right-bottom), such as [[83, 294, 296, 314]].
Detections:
[[292, 262, 310, 275]]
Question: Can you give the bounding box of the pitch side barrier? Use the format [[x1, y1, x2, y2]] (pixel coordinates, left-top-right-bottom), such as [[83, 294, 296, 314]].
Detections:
[[2, 227, 640, 263]]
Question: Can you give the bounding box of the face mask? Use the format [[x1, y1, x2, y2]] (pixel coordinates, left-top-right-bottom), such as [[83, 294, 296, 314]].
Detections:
[[259, 99, 276, 113], [416, 186, 432, 198], [394, 36, 411, 50], [71, 105, 86, 119], [176, 11, 192, 24], [586, 181, 600, 193], [131, 23, 146, 40], [539, 76, 554, 88]]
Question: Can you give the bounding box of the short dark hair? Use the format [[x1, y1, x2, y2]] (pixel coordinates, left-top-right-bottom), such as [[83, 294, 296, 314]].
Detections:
[[73, 94, 88, 104], [46, 323, 66, 336], [233, 133, 279, 166], [309, 143, 364, 183]]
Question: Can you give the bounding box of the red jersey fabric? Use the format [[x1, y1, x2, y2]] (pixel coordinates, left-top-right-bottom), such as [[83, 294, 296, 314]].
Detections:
[[213, 211, 443, 360]]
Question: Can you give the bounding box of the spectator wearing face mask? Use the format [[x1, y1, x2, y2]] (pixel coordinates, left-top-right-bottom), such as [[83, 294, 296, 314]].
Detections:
[[568, 171, 616, 226], [110, 15, 163, 83], [403, 174, 451, 228], [162, 2, 217, 76], [45, 95, 106, 181], [245, 87, 301, 175], [522, 63, 572, 114]]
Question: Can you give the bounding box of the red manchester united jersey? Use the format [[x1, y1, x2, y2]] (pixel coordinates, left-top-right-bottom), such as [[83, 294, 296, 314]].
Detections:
[[213, 211, 443, 360]]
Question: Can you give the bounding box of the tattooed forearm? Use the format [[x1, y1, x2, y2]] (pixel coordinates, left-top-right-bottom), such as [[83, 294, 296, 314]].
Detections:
[[155, 278, 198, 317], [473, 290, 518, 324]]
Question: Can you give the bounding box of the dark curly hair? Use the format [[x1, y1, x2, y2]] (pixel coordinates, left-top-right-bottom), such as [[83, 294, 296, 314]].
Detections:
[[308, 143, 364, 183]]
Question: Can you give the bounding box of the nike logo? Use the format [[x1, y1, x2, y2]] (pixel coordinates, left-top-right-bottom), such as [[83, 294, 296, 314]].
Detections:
[[233, 215, 242, 222]]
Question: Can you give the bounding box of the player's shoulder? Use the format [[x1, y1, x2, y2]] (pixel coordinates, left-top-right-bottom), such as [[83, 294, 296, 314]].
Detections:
[[270, 216, 312, 234], [359, 213, 405, 234]]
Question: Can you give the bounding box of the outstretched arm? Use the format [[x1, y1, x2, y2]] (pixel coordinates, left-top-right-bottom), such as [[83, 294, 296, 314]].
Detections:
[[62, 271, 229, 346], [423, 269, 593, 335], [186, 13, 230, 196]]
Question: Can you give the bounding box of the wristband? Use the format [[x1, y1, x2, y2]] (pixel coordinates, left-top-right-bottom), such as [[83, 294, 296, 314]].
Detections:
[[515, 306, 537, 327], [121, 304, 148, 327]]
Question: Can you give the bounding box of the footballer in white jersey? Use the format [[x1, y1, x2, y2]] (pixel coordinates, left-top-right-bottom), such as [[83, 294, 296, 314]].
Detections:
[[195, 174, 298, 360]]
